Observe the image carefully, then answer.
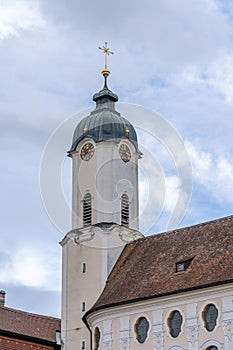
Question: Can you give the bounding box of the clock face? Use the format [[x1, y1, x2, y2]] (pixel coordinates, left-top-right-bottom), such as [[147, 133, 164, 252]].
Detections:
[[80, 142, 94, 161], [119, 144, 131, 163]]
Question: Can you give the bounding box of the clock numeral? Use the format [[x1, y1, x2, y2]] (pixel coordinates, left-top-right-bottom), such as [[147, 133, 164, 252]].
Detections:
[[119, 144, 131, 163], [80, 143, 94, 161]]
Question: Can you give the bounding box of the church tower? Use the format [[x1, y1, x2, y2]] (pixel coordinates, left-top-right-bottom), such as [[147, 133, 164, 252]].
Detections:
[[60, 44, 143, 350]]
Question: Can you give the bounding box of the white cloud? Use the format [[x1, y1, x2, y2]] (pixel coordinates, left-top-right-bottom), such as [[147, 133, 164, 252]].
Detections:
[[0, 247, 60, 290], [171, 53, 233, 104], [186, 141, 233, 203], [0, 0, 45, 39], [1, 0, 233, 314], [207, 54, 233, 103], [164, 176, 180, 213]]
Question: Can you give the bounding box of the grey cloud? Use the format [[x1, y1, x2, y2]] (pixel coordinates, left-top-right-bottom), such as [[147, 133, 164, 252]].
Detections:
[[0, 0, 233, 317]]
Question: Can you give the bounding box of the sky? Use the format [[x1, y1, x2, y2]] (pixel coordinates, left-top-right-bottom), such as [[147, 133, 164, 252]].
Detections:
[[1, 0, 233, 318]]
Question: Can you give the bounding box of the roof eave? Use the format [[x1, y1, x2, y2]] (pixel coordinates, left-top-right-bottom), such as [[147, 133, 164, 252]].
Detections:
[[83, 279, 233, 327]]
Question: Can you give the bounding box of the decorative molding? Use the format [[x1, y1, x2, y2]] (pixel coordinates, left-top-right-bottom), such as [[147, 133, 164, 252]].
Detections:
[[186, 303, 199, 349], [120, 337, 131, 350], [120, 329, 130, 339], [103, 320, 113, 350], [60, 227, 95, 245], [200, 339, 223, 349], [152, 331, 164, 350], [187, 324, 199, 347], [223, 319, 233, 342], [168, 346, 186, 350], [74, 231, 94, 244], [102, 340, 113, 350], [119, 229, 143, 242], [120, 316, 131, 350]]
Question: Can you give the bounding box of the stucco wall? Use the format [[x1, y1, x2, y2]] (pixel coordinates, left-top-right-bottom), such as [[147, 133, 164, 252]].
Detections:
[[88, 284, 233, 350]]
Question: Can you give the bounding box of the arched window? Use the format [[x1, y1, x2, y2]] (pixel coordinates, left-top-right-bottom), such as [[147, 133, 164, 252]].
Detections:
[[121, 194, 129, 227], [83, 193, 92, 226], [94, 327, 101, 350], [206, 347, 217, 350]]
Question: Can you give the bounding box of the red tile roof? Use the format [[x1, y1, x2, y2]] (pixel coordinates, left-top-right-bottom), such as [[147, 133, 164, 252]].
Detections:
[[0, 306, 61, 343], [88, 215, 233, 314], [0, 335, 52, 350]]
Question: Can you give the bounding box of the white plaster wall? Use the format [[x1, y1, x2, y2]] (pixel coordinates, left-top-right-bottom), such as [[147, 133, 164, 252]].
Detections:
[[71, 138, 140, 230], [61, 225, 143, 350], [87, 284, 233, 350]]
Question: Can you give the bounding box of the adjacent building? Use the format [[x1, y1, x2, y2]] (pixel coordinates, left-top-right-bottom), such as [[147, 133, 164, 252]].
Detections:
[[0, 291, 61, 350]]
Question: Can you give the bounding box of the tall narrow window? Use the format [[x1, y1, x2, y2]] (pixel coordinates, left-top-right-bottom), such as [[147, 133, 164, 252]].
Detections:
[[94, 327, 101, 350], [82, 302, 86, 312], [81, 341, 86, 350], [83, 193, 92, 226], [121, 194, 129, 227], [82, 262, 87, 274]]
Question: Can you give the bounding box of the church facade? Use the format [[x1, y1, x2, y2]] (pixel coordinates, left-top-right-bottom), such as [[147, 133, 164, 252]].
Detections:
[[60, 63, 233, 350]]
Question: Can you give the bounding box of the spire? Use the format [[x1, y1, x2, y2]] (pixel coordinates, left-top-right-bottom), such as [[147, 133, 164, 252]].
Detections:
[[93, 42, 118, 103], [98, 42, 113, 80]]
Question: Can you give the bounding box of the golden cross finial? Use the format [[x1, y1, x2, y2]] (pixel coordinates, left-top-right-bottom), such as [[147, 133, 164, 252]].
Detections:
[[99, 42, 114, 69]]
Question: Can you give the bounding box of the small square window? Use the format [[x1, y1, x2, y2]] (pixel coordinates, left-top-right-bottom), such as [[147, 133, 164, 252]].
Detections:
[[175, 257, 194, 273], [176, 262, 185, 272]]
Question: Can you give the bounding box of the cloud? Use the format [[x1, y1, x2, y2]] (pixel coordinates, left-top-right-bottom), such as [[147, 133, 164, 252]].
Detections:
[[171, 53, 233, 104], [186, 141, 233, 204], [0, 246, 60, 291], [207, 54, 233, 103], [1, 0, 233, 316], [0, 0, 45, 39]]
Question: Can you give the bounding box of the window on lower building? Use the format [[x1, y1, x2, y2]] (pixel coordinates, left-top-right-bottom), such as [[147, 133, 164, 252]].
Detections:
[[121, 194, 129, 227], [168, 310, 183, 338], [202, 304, 218, 332], [56, 331, 61, 345], [94, 327, 101, 350], [81, 340, 85, 349], [134, 317, 149, 344]]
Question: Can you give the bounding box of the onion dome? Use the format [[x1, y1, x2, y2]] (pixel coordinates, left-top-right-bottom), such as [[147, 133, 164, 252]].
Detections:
[[69, 74, 138, 152]]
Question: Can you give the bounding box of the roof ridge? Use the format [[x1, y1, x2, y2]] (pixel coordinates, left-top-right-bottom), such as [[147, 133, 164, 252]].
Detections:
[[139, 214, 233, 242], [0, 305, 60, 321]]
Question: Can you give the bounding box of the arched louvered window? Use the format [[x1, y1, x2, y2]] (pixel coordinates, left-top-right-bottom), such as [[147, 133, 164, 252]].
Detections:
[[83, 193, 92, 226], [121, 194, 129, 227]]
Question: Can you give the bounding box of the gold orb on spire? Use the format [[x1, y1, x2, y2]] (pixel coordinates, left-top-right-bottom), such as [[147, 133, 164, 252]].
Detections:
[[102, 68, 110, 78], [98, 42, 114, 78]]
